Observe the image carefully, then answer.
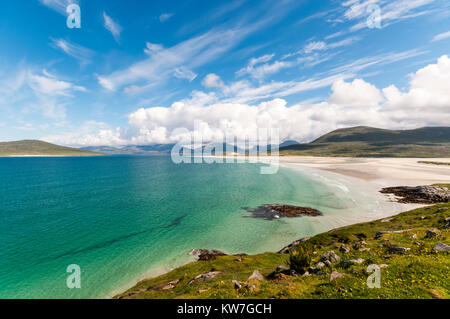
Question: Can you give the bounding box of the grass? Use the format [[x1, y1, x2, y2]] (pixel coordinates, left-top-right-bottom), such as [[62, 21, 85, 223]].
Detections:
[[433, 184, 450, 190], [0, 140, 103, 156], [116, 203, 450, 299], [419, 161, 450, 166]]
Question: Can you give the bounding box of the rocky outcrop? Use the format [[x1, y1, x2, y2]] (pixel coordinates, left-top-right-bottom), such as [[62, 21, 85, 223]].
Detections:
[[380, 186, 450, 204], [190, 249, 228, 261], [244, 204, 322, 221], [278, 237, 311, 254]]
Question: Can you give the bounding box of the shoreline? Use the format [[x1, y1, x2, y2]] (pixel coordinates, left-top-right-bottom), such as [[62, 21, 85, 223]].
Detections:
[[113, 156, 449, 298]]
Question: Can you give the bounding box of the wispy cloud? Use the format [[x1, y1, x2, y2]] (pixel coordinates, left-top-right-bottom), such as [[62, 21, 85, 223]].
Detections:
[[236, 54, 292, 80], [159, 13, 174, 22], [103, 12, 122, 42], [342, 0, 435, 32], [97, 26, 263, 92], [39, 0, 78, 15], [50, 38, 94, 64], [432, 30, 450, 42]]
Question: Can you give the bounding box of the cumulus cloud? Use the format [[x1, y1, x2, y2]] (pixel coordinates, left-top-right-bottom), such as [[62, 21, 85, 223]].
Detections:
[[202, 74, 224, 88], [329, 78, 384, 107], [49, 55, 450, 146]]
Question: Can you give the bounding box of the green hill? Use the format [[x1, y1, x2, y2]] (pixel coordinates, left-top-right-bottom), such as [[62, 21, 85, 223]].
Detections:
[[117, 201, 450, 299], [0, 140, 104, 156], [280, 126, 450, 157]]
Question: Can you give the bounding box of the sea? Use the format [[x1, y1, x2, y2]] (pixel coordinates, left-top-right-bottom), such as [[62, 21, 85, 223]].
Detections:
[[0, 155, 406, 298]]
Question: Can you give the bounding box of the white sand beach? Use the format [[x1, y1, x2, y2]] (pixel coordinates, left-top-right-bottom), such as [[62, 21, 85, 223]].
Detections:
[[279, 157, 450, 188]]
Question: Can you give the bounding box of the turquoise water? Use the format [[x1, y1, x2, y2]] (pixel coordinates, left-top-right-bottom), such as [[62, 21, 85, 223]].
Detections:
[[0, 156, 401, 298]]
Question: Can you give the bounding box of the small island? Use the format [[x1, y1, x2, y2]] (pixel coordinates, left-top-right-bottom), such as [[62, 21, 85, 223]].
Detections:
[[243, 204, 323, 220]]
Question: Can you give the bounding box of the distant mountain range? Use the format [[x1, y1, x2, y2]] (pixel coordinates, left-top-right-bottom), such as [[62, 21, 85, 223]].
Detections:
[[280, 126, 450, 157], [2, 126, 449, 157], [0, 140, 103, 156]]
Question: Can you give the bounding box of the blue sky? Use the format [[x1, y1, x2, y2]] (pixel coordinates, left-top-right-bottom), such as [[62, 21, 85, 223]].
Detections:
[[0, 0, 449, 145]]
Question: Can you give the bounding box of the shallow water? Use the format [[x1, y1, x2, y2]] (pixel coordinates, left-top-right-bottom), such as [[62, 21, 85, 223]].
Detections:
[[0, 156, 405, 298]]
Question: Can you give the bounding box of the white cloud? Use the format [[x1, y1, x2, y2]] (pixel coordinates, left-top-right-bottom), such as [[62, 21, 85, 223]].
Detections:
[[97, 27, 255, 92], [303, 37, 360, 53], [202, 74, 224, 88], [304, 41, 327, 54], [329, 79, 384, 107], [432, 30, 450, 42], [103, 12, 122, 42], [50, 38, 94, 64], [159, 13, 174, 22], [144, 42, 164, 55], [236, 54, 292, 80], [343, 0, 435, 32], [28, 70, 86, 96], [39, 0, 78, 15], [173, 67, 197, 82], [55, 55, 450, 146]]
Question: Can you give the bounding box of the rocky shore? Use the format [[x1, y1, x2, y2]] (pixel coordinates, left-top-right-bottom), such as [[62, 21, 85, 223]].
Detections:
[[380, 185, 450, 204], [243, 204, 323, 220]]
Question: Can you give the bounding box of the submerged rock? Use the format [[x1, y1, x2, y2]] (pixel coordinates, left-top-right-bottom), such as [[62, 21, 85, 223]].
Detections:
[[243, 204, 322, 221]]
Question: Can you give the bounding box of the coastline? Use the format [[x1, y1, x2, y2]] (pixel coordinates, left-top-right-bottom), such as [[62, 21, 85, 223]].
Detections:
[[113, 156, 449, 298]]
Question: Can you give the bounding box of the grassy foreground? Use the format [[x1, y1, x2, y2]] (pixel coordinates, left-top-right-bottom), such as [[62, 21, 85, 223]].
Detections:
[[117, 203, 449, 299]]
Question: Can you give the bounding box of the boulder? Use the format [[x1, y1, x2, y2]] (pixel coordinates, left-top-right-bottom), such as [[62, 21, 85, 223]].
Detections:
[[248, 270, 264, 282], [425, 230, 439, 238], [330, 271, 344, 282], [188, 271, 221, 285], [316, 262, 326, 268], [433, 242, 450, 252], [389, 246, 411, 254], [232, 280, 242, 289], [350, 258, 365, 264], [339, 245, 351, 253], [320, 250, 341, 263]]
